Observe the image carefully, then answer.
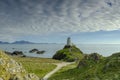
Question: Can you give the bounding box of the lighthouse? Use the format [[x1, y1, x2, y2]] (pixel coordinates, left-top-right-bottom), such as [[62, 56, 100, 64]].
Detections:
[[67, 37, 72, 46]]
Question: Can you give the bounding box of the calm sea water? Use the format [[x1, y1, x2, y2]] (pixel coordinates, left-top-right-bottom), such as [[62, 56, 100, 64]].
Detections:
[[0, 44, 120, 58]]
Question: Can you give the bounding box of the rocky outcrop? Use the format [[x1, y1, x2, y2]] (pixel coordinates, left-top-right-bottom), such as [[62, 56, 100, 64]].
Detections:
[[29, 49, 45, 54], [5, 51, 26, 57], [12, 51, 23, 56], [36, 50, 45, 54], [77, 53, 103, 68], [53, 37, 84, 62], [0, 50, 39, 80], [84, 53, 103, 61], [53, 45, 83, 62], [29, 49, 39, 53], [77, 52, 120, 80]]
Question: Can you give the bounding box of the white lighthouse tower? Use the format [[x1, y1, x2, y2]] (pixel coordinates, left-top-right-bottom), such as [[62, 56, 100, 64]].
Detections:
[[67, 37, 72, 46]]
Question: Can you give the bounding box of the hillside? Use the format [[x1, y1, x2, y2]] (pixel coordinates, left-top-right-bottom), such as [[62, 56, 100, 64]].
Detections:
[[12, 40, 34, 44], [0, 50, 39, 80], [0, 41, 9, 44], [50, 52, 120, 80], [53, 45, 83, 62]]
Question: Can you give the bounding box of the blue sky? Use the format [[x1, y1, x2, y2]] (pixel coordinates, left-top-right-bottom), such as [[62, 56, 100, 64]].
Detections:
[[0, 0, 120, 44], [16, 30, 120, 44]]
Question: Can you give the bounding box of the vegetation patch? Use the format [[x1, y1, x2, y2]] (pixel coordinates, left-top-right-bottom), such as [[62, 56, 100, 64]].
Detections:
[[50, 52, 120, 80], [53, 45, 83, 62], [13, 57, 61, 79]]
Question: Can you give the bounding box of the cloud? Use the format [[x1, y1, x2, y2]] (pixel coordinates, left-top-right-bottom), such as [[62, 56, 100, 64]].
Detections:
[[0, 0, 120, 41]]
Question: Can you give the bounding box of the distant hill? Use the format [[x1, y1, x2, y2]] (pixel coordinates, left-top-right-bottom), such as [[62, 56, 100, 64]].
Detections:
[[0, 40, 35, 44], [0, 40, 58, 44], [0, 41, 10, 44], [12, 40, 34, 44]]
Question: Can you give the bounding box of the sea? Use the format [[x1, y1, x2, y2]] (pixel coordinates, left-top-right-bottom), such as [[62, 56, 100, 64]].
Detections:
[[0, 44, 120, 58]]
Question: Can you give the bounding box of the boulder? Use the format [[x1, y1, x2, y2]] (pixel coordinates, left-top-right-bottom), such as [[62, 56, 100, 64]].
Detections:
[[5, 51, 26, 57], [29, 49, 39, 53], [36, 50, 45, 54], [12, 51, 24, 56], [29, 49, 45, 54]]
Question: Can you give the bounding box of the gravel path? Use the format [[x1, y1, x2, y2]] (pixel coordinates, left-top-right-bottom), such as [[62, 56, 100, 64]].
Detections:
[[42, 62, 74, 80]]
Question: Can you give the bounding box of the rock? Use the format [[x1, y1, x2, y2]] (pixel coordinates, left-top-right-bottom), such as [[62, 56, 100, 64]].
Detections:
[[36, 50, 45, 54], [64, 45, 71, 48], [29, 49, 45, 54], [4, 51, 12, 55], [29, 49, 39, 53], [0, 50, 39, 80], [5, 51, 26, 57], [10, 74, 23, 80], [22, 55, 26, 57], [12, 51, 24, 56], [84, 53, 102, 61], [24, 73, 39, 80]]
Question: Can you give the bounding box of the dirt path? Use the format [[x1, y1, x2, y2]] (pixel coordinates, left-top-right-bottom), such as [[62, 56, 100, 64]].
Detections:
[[42, 62, 74, 80]]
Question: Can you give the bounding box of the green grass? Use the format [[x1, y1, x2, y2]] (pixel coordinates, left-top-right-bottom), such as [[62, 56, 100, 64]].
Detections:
[[56, 62, 77, 73], [49, 62, 77, 80], [49, 53, 120, 80], [13, 57, 61, 79], [53, 45, 83, 62]]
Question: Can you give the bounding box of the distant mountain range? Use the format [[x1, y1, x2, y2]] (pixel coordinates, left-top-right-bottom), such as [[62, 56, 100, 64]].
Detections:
[[0, 40, 57, 44], [0, 41, 10, 44], [12, 40, 35, 44], [0, 40, 35, 44]]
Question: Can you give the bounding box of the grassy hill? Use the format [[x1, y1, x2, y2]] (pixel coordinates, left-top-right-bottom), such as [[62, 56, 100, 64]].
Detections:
[[53, 45, 83, 62], [50, 52, 120, 80]]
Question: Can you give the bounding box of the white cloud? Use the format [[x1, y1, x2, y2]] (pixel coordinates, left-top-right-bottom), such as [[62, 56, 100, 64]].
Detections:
[[0, 0, 120, 41]]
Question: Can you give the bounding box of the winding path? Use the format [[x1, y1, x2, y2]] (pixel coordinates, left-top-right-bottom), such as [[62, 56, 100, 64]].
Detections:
[[42, 62, 74, 80]]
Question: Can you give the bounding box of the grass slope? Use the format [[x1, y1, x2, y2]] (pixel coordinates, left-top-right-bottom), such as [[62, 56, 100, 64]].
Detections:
[[13, 57, 61, 79], [49, 53, 120, 80]]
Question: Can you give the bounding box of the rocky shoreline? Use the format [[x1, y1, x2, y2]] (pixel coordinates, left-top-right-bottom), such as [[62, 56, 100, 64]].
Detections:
[[4, 48, 46, 58]]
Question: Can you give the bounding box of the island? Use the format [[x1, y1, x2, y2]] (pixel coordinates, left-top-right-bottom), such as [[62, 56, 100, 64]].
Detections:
[[53, 37, 83, 62]]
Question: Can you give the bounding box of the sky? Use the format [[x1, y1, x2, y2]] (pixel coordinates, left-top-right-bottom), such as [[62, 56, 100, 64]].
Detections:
[[0, 0, 120, 44]]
